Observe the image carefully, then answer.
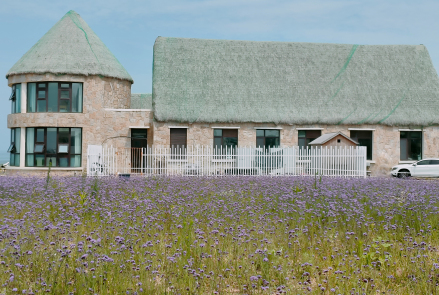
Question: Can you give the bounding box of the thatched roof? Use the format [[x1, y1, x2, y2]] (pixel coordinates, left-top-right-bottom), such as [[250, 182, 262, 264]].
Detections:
[[131, 93, 152, 109], [152, 37, 439, 126], [6, 11, 133, 83]]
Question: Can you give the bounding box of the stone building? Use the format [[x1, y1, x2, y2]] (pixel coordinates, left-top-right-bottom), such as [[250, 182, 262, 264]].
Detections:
[[6, 11, 439, 176]]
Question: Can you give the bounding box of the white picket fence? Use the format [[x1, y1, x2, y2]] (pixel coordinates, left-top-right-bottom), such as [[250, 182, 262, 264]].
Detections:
[[87, 145, 367, 177]]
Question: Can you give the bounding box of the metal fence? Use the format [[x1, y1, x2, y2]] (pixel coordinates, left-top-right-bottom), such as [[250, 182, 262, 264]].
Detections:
[[87, 145, 367, 177]]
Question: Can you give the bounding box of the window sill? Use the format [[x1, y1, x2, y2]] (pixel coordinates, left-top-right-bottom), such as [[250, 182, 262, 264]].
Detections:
[[6, 167, 83, 171], [367, 160, 376, 164], [399, 161, 416, 164]]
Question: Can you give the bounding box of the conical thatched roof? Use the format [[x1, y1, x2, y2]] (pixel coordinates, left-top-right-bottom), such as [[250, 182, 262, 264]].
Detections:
[[6, 10, 133, 82], [153, 37, 439, 126]]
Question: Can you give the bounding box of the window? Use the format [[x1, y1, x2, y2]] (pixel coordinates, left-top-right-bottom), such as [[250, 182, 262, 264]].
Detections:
[[8, 128, 21, 166], [400, 131, 422, 161], [26, 127, 82, 167], [170, 128, 187, 158], [214, 129, 238, 156], [131, 129, 148, 149], [27, 82, 83, 113], [430, 160, 439, 165], [10, 84, 21, 114], [256, 130, 280, 149], [298, 130, 321, 148], [350, 131, 373, 160]]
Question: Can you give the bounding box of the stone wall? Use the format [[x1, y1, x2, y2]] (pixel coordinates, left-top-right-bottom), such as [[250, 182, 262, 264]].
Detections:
[[151, 122, 439, 176], [7, 73, 153, 169]]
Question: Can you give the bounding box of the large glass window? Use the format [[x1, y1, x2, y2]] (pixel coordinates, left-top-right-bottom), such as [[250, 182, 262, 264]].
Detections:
[[350, 130, 373, 160], [298, 130, 321, 149], [8, 128, 20, 166], [256, 129, 280, 149], [26, 127, 82, 167], [27, 82, 83, 113], [10, 84, 21, 114], [400, 131, 422, 161]]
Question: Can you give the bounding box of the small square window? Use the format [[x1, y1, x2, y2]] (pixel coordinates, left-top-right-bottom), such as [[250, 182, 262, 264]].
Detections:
[[34, 144, 45, 153], [256, 130, 264, 137], [213, 129, 222, 137], [58, 144, 69, 153], [7, 144, 16, 153]]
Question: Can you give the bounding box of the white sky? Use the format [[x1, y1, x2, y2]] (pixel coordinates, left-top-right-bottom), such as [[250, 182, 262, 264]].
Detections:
[[1, 0, 438, 155]]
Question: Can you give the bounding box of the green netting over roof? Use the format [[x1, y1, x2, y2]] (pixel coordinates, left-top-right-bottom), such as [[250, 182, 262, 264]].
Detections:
[[152, 37, 439, 126], [6, 10, 133, 83], [131, 93, 152, 109]]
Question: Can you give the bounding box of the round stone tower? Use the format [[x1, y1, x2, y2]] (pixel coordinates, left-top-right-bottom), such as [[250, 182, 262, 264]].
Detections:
[[6, 10, 134, 174]]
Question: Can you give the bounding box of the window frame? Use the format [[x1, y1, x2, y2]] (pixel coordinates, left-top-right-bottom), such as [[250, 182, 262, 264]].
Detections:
[[213, 129, 238, 158], [25, 127, 82, 167], [27, 82, 83, 113], [256, 129, 280, 149], [400, 131, 422, 161], [350, 130, 373, 161]]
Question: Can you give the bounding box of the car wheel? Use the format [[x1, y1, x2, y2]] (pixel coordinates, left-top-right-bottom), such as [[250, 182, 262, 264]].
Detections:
[[398, 170, 410, 178]]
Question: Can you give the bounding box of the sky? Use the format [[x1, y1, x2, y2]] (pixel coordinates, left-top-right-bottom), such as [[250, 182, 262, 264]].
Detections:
[[1, 0, 439, 161]]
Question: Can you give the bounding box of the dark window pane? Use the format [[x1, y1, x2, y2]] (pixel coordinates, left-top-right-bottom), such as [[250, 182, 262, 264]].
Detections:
[[37, 100, 46, 112], [46, 128, 57, 154], [26, 155, 34, 167], [306, 130, 321, 138], [36, 129, 44, 142], [34, 144, 45, 153], [358, 138, 372, 160], [265, 137, 279, 148], [170, 129, 187, 148], [58, 128, 70, 144], [27, 83, 36, 113], [9, 85, 16, 100], [223, 137, 238, 148], [410, 138, 422, 161], [35, 155, 45, 167], [400, 138, 407, 160], [72, 83, 83, 112], [400, 131, 407, 139], [60, 90, 70, 99], [71, 128, 82, 154], [70, 155, 81, 167], [38, 91, 46, 99], [48, 83, 58, 112], [10, 153, 15, 166], [214, 137, 222, 149], [256, 137, 264, 148], [298, 130, 306, 138], [46, 156, 56, 167], [59, 100, 70, 112], [306, 138, 317, 145], [213, 129, 222, 137], [59, 157, 68, 167], [411, 132, 421, 138], [299, 138, 306, 148], [256, 130, 264, 137], [350, 131, 357, 139], [61, 84, 69, 88], [265, 130, 279, 137], [417, 160, 430, 165], [430, 160, 439, 165]]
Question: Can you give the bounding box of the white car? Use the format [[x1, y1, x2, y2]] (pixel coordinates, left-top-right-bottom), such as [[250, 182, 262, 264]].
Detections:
[[391, 158, 439, 178]]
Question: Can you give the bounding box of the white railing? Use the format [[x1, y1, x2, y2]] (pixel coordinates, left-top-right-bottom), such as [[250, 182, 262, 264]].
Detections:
[[87, 145, 367, 177]]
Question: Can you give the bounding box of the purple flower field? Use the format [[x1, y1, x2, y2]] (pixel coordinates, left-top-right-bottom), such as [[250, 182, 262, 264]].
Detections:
[[0, 176, 438, 294]]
